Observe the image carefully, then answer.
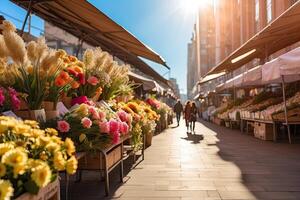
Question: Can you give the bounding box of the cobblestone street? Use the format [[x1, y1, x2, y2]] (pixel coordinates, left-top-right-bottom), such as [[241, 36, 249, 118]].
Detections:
[[68, 120, 300, 200]]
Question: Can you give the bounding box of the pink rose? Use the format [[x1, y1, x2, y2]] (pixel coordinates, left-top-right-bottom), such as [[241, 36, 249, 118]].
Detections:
[[87, 76, 99, 86], [99, 122, 110, 133], [112, 132, 120, 144], [89, 107, 100, 120], [81, 117, 92, 128], [57, 120, 70, 133], [117, 111, 127, 122], [109, 120, 119, 134], [120, 122, 129, 135], [98, 111, 106, 120]]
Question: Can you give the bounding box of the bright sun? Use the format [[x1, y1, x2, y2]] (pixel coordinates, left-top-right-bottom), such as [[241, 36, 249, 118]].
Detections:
[[179, 0, 213, 15]]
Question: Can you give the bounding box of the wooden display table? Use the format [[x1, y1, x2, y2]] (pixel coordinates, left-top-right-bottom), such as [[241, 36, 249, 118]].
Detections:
[[241, 118, 276, 141], [77, 135, 130, 196]]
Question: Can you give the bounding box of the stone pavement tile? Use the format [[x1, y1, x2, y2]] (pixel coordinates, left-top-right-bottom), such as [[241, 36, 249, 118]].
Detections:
[[252, 192, 299, 200], [218, 191, 257, 200]]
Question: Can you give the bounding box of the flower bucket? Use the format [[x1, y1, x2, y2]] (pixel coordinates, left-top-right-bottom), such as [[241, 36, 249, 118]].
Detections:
[[61, 96, 72, 109], [145, 131, 153, 148], [45, 110, 59, 120], [42, 101, 55, 111], [15, 109, 46, 122], [15, 178, 60, 200]]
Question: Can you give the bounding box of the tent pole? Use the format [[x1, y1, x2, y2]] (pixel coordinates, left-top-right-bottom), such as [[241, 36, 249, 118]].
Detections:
[[281, 75, 291, 144], [21, 0, 33, 37]]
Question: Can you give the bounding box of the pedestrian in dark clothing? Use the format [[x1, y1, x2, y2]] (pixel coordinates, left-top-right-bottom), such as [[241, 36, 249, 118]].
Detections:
[[190, 102, 198, 133], [173, 99, 183, 126], [184, 101, 192, 132]]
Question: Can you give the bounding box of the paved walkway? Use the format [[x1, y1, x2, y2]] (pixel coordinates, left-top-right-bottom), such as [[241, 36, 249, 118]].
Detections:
[[68, 120, 300, 200]]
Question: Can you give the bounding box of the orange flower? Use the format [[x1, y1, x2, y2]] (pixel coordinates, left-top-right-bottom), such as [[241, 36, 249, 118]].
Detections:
[[71, 81, 80, 89], [55, 77, 66, 87], [59, 71, 70, 80], [68, 55, 77, 62], [73, 66, 83, 73]]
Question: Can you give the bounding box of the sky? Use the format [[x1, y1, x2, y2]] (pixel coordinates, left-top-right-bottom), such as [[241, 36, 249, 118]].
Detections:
[[0, 0, 197, 94]]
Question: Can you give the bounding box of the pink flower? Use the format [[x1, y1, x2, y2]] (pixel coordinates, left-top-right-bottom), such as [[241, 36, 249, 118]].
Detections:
[[117, 111, 127, 122], [0, 88, 5, 106], [99, 122, 110, 133], [71, 96, 89, 106], [120, 122, 129, 135], [89, 107, 100, 120], [81, 117, 92, 129], [87, 76, 99, 86], [98, 111, 106, 120], [57, 120, 70, 133], [8, 88, 20, 110], [112, 132, 120, 144], [109, 120, 119, 134]]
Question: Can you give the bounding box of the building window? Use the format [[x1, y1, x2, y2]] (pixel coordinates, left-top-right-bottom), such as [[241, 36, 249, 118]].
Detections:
[[267, 0, 272, 23], [255, 0, 260, 31]]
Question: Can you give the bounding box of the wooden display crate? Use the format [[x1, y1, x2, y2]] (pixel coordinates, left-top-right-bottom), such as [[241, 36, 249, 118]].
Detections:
[[78, 145, 122, 170], [272, 107, 300, 122], [254, 122, 273, 141], [16, 179, 60, 200]]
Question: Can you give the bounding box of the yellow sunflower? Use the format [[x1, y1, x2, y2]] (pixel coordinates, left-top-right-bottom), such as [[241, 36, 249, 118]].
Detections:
[[0, 144, 14, 156], [53, 151, 66, 171], [66, 156, 78, 175], [1, 149, 27, 167], [31, 164, 51, 188], [64, 138, 75, 156], [0, 180, 14, 200]]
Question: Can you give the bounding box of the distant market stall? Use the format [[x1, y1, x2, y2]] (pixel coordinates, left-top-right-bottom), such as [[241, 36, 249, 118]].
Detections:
[[196, 1, 300, 144]]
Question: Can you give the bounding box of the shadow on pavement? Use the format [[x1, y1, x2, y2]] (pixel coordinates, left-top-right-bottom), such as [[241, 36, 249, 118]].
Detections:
[[199, 119, 300, 200], [181, 132, 204, 144]]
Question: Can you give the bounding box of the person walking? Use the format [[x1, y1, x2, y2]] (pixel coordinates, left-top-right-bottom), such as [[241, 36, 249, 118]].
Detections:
[[173, 99, 183, 126], [184, 101, 192, 132], [190, 102, 198, 133]]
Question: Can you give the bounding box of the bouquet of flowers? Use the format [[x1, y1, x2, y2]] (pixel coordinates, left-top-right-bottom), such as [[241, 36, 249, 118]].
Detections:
[[54, 103, 130, 152], [0, 116, 77, 199], [0, 87, 21, 112], [0, 21, 70, 110]]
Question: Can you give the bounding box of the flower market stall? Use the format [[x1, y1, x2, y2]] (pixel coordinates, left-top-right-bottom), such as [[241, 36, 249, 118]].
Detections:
[[0, 19, 173, 199]]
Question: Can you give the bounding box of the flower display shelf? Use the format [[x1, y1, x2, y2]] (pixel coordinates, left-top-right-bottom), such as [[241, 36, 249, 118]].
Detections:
[[77, 135, 130, 196], [16, 179, 60, 200]]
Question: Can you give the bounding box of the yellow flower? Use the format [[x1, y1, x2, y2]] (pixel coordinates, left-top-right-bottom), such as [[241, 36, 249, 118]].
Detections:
[[0, 143, 14, 156], [0, 120, 16, 133], [66, 156, 78, 175], [53, 151, 65, 171], [0, 179, 14, 200], [12, 124, 31, 135], [79, 134, 86, 143], [13, 164, 26, 178], [38, 136, 51, 146], [31, 129, 45, 138], [45, 128, 58, 136], [45, 142, 60, 153], [31, 164, 51, 188], [74, 104, 89, 117], [39, 151, 48, 161], [24, 120, 39, 129], [0, 164, 6, 177], [27, 159, 45, 169], [65, 138, 75, 156], [1, 149, 28, 167]]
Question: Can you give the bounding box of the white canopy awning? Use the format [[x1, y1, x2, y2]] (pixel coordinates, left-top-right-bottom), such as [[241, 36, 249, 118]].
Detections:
[[242, 65, 262, 86], [262, 47, 300, 83]]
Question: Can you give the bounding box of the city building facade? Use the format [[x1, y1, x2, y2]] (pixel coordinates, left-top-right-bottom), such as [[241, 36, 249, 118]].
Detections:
[[188, 0, 299, 96]]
